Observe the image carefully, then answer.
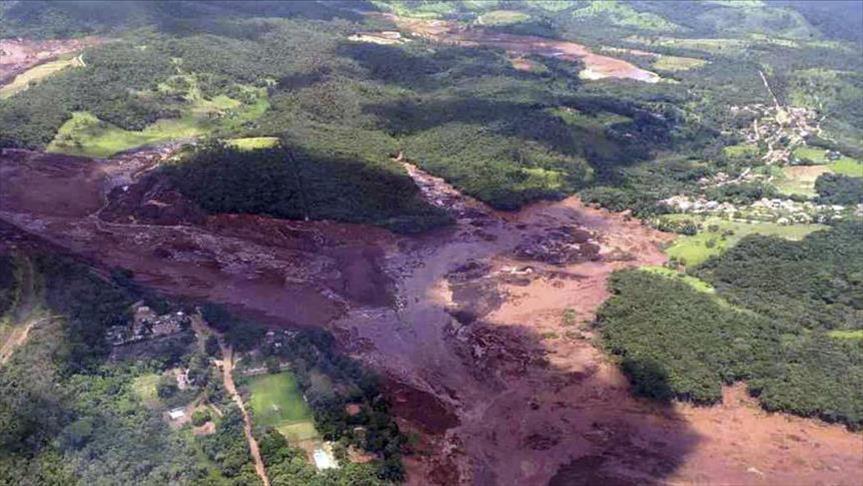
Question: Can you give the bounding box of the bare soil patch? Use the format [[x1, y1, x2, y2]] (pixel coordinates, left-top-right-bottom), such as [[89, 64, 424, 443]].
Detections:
[[381, 14, 659, 83], [0, 36, 102, 85]]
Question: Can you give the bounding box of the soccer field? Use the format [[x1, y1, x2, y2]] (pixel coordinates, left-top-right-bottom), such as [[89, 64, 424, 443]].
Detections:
[[247, 371, 318, 442]]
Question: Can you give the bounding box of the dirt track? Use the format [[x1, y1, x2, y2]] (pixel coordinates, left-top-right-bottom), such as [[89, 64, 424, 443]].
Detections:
[[193, 315, 269, 486], [0, 147, 861, 485]]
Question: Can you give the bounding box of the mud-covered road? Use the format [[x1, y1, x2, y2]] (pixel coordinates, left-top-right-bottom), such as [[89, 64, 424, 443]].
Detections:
[[1, 147, 861, 485]]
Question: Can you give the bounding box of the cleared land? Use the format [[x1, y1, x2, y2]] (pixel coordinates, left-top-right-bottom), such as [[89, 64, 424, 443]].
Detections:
[[132, 373, 161, 408], [227, 137, 280, 151], [0, 54, 84, 99], [830, 158, 863, 177], [774, 164, 832, 196], [477, 10, 530, 25], [248, 371, 318, 442], [47, 87, 268, 158], [640, 265, 715, 293], [662, 215, 825, 266]]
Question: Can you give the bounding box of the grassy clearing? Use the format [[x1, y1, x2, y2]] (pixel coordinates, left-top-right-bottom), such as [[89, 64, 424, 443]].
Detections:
[[478, 10, 530, 25], [652, 55, 707, 72], [829, 330, 863, 340], [640, 266, 715, 293], [662, 215, 825, 266], [370, 0, 457, 19], [47, 86, 269, 158], [547, 106, 631, 128], [773, 165, 831, 197], [132, 373, 161, 407], [829, 158, 863, 177], [248, 371, 318, 442], [722, 143, 759, 159], [572, 1, 681, 32], [0, 55, 84, 99], [226, 137, 280, 151], [793, 146, 830, 164]]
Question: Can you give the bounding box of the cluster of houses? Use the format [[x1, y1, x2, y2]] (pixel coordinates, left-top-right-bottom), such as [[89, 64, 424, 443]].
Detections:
[[730, 103, 821, 166], [661, 195, 858, 224], [106, 302, 190, 346]]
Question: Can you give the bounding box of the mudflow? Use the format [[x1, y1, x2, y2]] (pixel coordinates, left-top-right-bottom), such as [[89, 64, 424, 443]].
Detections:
[[1, 146, 860, 485]]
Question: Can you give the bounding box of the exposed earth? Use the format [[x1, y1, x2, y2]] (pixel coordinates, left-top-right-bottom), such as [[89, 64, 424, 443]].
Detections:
[[0, 36, 102, 84], [378, 14, 660, 83], [0, 146, 860, 485]]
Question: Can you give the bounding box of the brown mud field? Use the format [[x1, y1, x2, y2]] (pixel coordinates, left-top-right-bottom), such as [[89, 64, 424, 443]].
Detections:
[[375, 14, 660, 83], [0, 36, 103, 84], [1, 147, 861, 485]]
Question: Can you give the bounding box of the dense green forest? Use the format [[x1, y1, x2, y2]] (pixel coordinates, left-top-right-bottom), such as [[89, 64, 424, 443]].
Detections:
[[164, 142, 449, 233], [598, 221, 863, 428]]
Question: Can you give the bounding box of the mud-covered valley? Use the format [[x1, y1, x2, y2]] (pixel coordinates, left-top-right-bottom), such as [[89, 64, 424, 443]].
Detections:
[[1, 146, 860, 485]]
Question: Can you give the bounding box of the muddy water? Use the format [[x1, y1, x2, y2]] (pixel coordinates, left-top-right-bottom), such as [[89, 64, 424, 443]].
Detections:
[[1, 148, 861, 485]]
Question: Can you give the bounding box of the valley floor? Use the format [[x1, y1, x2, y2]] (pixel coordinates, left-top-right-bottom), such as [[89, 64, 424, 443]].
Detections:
[[0, 146, 860, 485]]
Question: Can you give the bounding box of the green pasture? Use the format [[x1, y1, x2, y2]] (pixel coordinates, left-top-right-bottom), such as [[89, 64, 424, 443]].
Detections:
[[640, 266, 715, 293], [662, 215, 825, 266], [248, 371, 318, 443]]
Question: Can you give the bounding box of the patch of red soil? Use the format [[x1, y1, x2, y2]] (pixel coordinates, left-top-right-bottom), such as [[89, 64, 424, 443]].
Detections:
[[383, 15, 659, 83], [0, 36, 103, 84], [0, 148, 392, 328], [0, 149, 105, 216]]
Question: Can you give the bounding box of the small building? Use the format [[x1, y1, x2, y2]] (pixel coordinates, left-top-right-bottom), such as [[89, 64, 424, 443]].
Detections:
[[313, 442, 339, 471], [168, 408, 186, 421]]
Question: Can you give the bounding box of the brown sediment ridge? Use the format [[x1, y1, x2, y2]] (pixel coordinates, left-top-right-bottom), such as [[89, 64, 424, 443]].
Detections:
[[377, 14, 660, 83], [0, 147, 860, 485]]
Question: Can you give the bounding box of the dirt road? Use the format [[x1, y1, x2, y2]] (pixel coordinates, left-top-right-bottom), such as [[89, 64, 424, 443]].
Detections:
[[0, 255, 45, 365], [192, 315, 269, 486], [1, 148, 861, 485]]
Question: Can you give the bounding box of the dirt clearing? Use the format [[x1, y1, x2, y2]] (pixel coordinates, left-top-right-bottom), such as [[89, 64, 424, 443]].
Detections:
[[379, 14, 660, 83], [0, 36, 102, 86]]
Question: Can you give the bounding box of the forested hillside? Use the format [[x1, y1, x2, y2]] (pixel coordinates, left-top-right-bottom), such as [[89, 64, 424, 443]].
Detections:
[[598, 222, 863, 428], [2, 1, 861, 226]]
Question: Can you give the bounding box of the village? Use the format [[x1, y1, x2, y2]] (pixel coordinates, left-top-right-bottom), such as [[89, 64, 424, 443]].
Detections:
[[105, 302, 382, 477]]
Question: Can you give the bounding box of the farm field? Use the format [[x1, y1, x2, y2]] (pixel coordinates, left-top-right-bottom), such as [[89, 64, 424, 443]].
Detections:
[[247, 371, 318, 443], [652, 55, 707, 72], [227, 137, 280, 151], [662, 215, 826, 266], [773, 164, 831, 197], [829, 158, 863, 177]]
